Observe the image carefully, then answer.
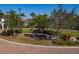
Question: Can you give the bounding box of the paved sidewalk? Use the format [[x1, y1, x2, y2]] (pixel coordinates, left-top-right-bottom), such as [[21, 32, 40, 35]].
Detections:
[[0, 38, 79, 54]]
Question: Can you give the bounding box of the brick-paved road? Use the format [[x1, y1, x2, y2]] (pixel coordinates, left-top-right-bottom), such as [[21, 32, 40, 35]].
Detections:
[[0, 38, 79, 54]]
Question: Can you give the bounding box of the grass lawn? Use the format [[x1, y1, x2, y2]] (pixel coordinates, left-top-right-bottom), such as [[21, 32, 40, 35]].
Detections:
[[21, 28, 32, 33]]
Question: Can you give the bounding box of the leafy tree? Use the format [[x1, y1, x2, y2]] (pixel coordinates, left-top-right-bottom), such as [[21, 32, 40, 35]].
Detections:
[[5, 9, 17, 35], [0, 10, 4, 19], [5, 9, 24, 36], [30, 12, 36, 17], [50, 5, 66, 29], [6, 10, 14, 28], [29, 13, 50, 32], [50, 5, 79, 30]]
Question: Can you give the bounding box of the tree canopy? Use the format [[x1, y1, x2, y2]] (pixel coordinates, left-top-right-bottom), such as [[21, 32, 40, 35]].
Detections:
[[50, 5, 79, 30], [29, 13, 50, 32]]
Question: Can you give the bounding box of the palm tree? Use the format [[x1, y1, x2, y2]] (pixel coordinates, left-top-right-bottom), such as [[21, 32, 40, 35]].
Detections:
[[30, 12, 36, 17], [0, 10, 4, 19], [17, 8, 25, 30]]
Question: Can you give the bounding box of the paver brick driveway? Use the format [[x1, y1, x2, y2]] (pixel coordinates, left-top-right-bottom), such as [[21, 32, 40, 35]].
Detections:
[[0, 38, 79, 54]]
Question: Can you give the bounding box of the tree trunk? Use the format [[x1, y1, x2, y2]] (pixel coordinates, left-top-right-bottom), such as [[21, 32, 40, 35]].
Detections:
[[13, 29, 16, 37]]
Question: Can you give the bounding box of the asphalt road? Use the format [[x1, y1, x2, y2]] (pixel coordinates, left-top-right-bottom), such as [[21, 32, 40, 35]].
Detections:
[[0, 38, 79, 54]]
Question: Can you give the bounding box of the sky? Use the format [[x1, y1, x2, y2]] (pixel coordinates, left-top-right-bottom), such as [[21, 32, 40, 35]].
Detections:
[[0, 4, 79, 19]]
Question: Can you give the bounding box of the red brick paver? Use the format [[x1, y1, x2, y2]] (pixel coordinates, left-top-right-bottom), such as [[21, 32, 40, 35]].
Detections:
[[0, 38, 79, 54]]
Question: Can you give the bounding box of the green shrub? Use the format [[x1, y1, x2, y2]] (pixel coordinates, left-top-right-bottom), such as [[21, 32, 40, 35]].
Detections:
[[59, 31, 79, 40], [43, 30, 59, 35], [60, 34, 71, 40], [21, 28, 32, 33], [60, 31, 79, 37], [52, 40, 66, 46], [52, 40, 79, 46], [65, 41, 73, 46], [72, 41, 79, 46]]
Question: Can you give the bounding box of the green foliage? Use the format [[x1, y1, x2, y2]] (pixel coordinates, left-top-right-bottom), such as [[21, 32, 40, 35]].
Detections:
[[5, 8, 25, 30], [21, 28, 32, 33], [50, 5, 79, 30], [5, 9, 25, 36], [5, 10, 17, 29], [59, 30, 79, 40], [0, 10, 4, 19], [29, 13, 50, 32], [30, 12, 36, 17], [60, 31, 79, 37], [52, 40, 79, 46]]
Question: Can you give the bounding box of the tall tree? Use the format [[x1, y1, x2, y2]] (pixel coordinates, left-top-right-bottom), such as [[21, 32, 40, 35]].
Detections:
[[0, 10, 4, 19], [50, 5, 66, 29], [29, 13, 50, 32], [50, 5, 79, 30], [5, 9, 24, 36], [17, 8, 25, 30]]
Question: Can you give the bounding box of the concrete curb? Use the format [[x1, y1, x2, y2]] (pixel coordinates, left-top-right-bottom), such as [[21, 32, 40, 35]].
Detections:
[[0, 38, 79, 48]]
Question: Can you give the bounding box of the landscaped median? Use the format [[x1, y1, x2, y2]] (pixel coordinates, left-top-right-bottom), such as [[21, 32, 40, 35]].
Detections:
[[1, 32, 79, 46], [1, 28, 79, 46]]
